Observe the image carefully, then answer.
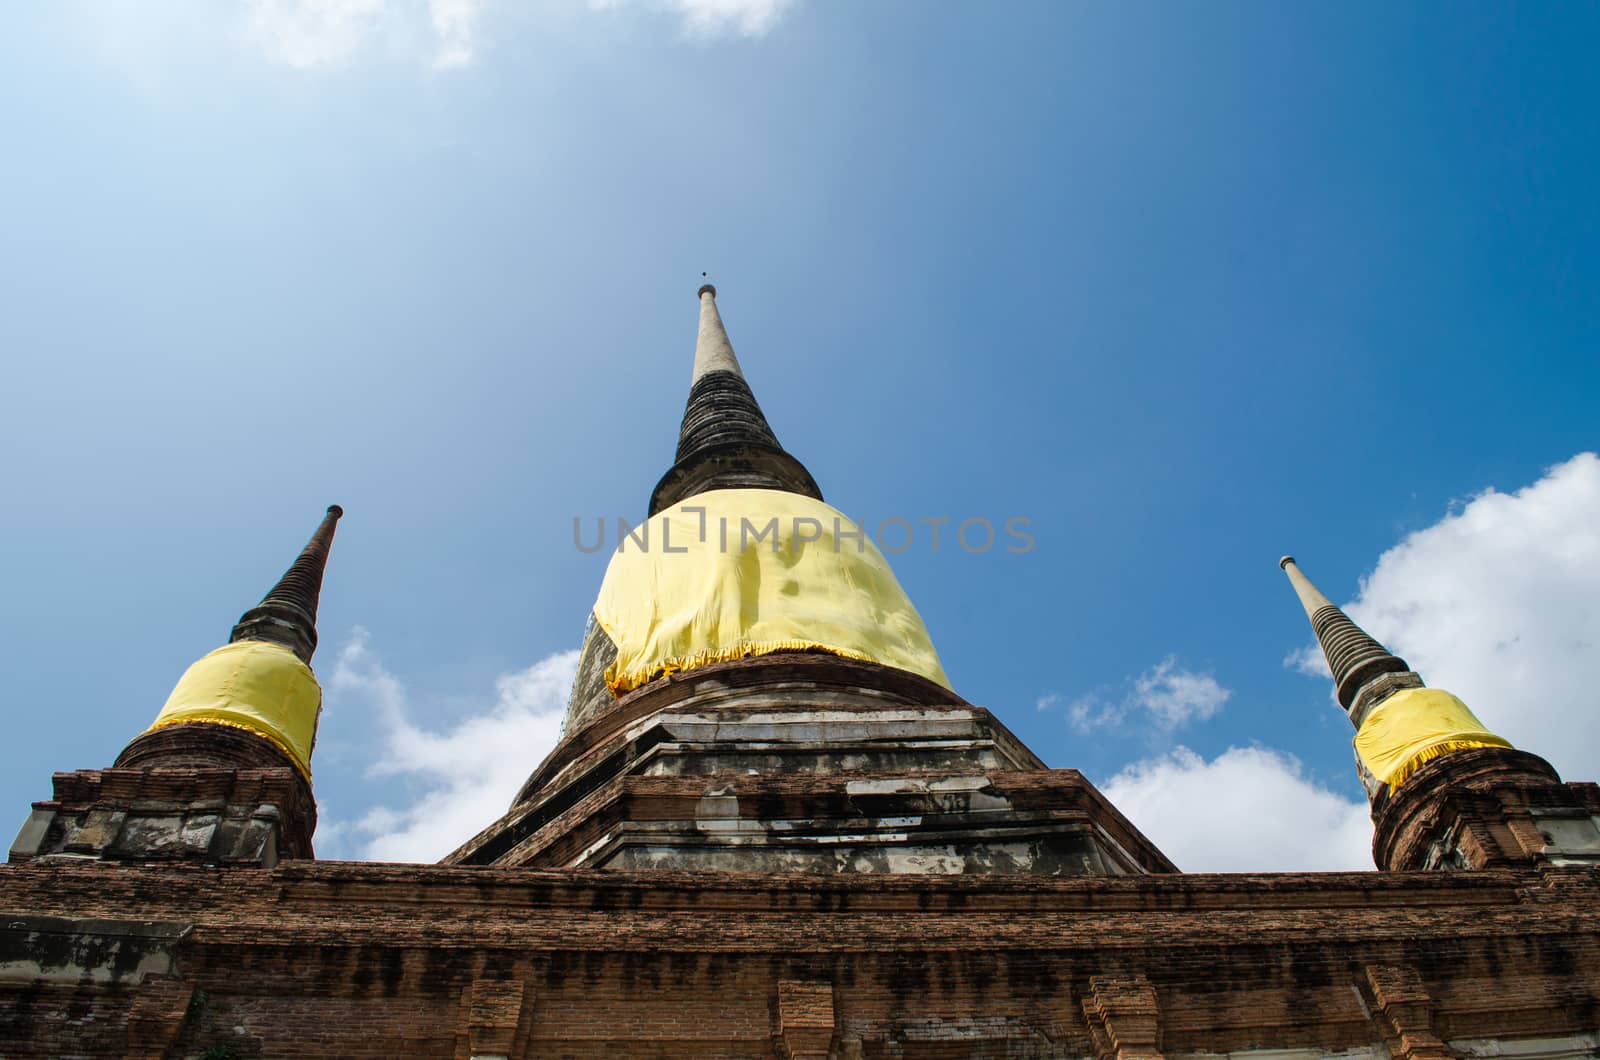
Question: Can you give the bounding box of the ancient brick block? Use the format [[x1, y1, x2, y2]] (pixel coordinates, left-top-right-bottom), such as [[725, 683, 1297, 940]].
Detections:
[[777, 979, 835, 1060], [124, 976, 195, 1060], [1084, 975, 1162, 1060], [456, 978, 532, 1060]]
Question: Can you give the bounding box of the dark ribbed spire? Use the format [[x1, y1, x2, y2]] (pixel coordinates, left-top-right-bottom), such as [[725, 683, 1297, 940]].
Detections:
[[675, 282, 781, 456], [1279, 556, 1410, 710], [230, 505, 344, 664], [648, 284, 822, 514]]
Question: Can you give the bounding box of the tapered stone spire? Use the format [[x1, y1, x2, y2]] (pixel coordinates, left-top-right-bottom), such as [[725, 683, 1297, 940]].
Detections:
[[28, 506, 350, 865], [231, 505, 344, 664], [1275, 555, 1586, 872], [1279, 556, 1410, 711], [691, 282, 744, 382], [649, 284, 822, 514]]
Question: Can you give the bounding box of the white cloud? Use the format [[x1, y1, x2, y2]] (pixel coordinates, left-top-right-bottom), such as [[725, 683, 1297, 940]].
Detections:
[[590, 0, 795, 38], [1133, 656, 1230, 728], [244, 0, 390, 68], [1054, 656, 1230, 734], [1282, 642, 1330, 679], [244, 0, 791, 71], [1336, 452, 1600, 782], [1066, 694, 1116, 732], [427, 0, 484, 68], [670, 0, 793, 36], [71, 0, 787, 78], [324, 627, 577, 862], [1103, 746, 1373, 872], [241, 0, 485, 69]]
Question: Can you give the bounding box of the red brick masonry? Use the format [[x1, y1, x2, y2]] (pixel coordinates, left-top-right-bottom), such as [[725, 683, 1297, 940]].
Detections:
[[2, 859, 1597, 1058]]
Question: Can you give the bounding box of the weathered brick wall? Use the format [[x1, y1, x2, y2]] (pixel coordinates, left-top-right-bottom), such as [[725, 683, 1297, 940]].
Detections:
[[3, 860, 1598, 1058]]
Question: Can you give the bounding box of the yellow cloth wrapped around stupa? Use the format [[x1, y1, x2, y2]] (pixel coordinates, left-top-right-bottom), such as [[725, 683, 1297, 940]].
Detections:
[[144, 639, 322, 779], [594, 489, 950, 694], [1354, 687, 1511, 791]]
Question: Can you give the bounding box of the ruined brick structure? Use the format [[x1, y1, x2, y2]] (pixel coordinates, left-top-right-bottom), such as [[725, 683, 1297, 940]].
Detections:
[[4, 287, 1599, 1058]]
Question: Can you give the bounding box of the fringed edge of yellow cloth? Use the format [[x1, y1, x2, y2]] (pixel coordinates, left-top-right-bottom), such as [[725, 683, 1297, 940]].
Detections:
[[605, 639, 884, 695], [1386, 734, 1513, 792], [143, 715, 313, 782]]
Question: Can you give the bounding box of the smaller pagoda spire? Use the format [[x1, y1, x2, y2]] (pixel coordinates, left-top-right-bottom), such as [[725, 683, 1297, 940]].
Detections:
[[231, 505, 344, 664], [1279, 556, 1410, 711]]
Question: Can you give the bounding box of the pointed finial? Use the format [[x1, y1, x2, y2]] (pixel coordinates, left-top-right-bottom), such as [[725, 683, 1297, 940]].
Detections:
[[1280, 555, 1336, 618], [692, 279, 741, 382], [648, 281, 824, 513], [1279, 555, 1410, 709], [230, 505, 345, 664]]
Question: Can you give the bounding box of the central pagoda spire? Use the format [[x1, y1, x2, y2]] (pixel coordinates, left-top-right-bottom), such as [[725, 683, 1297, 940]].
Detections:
[[453, 281, 1176, 880], [649, 284, 822, 515]]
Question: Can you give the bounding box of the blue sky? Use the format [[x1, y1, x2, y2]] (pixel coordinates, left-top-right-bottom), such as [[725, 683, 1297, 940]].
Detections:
[[3, 1, 1597, 871]]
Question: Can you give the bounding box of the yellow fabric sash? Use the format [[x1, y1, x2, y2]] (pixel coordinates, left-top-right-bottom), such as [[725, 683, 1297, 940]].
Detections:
[[144, 640, 322, 779], [1354, 687, 1511, 791], [595, 489, 951, 695]]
